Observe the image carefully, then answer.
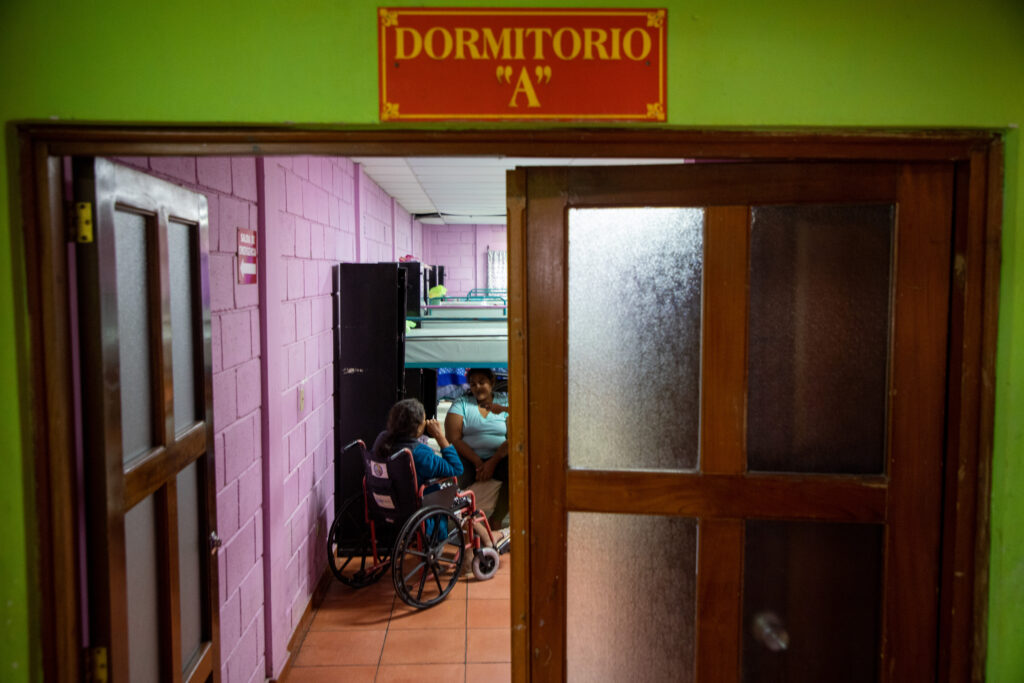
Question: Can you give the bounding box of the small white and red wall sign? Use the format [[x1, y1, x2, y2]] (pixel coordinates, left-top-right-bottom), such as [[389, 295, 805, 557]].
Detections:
[[237, 228, 258, 284]]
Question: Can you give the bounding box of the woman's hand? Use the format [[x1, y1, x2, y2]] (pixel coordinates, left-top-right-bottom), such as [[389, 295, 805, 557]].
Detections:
[[424, 419, 449, 449], [476, 457, 498, 482], [445, 411, 484, 470], [481, 400, 507, 415]]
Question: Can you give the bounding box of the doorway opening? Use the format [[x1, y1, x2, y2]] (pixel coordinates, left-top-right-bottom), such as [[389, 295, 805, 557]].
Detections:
[[18, 126, 1000, 683]]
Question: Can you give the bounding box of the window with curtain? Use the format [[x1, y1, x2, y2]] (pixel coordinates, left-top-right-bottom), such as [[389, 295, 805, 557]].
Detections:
[[487, 248, 508, 291]]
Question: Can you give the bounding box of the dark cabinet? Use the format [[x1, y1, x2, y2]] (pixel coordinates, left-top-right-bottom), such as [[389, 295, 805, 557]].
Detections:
[[333, 263, 406, 512]]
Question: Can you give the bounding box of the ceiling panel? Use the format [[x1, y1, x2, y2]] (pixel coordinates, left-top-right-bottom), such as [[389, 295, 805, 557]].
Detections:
[[352, 156, 689, 225]]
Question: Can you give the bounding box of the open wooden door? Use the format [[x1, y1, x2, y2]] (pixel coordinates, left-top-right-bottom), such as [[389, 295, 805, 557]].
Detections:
[[74, 158, 220, 682], [510, 161, 954, 682]]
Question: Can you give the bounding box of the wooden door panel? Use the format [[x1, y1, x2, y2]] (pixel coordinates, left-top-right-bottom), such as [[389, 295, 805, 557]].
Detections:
[[75, 157, 219, 682], [519, 161, 954, 682]]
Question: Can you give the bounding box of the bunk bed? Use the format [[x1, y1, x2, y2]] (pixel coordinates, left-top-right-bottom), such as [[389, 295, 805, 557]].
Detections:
[[404, 295, 509, 369]]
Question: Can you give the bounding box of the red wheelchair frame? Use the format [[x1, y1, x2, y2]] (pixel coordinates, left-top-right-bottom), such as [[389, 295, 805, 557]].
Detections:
[[326, 439, 508, 608]]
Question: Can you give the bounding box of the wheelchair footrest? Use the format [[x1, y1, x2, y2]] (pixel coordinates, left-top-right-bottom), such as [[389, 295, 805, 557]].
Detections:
[[495, 534, 511, 556]]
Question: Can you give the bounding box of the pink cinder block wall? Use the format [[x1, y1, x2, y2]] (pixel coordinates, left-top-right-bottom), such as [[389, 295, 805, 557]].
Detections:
[[112, 156, 425, 681], [261, 157, 424, 678], [115, 156, 267, 683], [422, 224, 508, 296]]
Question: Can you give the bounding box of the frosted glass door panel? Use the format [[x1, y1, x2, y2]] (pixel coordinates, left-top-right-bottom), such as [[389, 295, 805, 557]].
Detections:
[[567, 513, 696, 682], [742, 521, 883, 683], [568, 208, 704, 470], [114, 209, 154, 462], [125, 495, 161, 683], [747, 204, 893, 474], [177, 462, 203, 671], [168, 219, 198, 435]]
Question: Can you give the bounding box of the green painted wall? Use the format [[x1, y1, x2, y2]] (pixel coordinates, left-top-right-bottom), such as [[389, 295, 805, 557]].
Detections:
[[1, 1, 1021, 679]]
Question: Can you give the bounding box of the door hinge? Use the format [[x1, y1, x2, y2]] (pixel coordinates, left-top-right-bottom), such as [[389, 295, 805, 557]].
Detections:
[[84, 646, 108, 683], [73, 201, 94, 243]]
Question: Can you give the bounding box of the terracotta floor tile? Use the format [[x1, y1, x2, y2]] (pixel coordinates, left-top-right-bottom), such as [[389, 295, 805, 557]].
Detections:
[[282, 665, 377, 682], [467, 662, 513, 683], [322, 576, 395, 603], [294, 630, 386, 667], [309, 596, 394, 630], [376, 663, 466, 682], [447, 577, 470, 600], [466, 628, 512, 663], [468, 598, 511, 629], [467, 574, 510, 600], [380, 628, 467, 665], [388, 594, 467, 630]]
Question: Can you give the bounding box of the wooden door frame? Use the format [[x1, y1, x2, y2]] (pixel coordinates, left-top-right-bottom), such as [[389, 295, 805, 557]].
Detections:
[[15, 124, 1001, 682]]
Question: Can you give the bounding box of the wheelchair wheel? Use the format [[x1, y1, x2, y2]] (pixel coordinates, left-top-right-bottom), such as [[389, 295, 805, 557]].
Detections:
[[327, 492, 390, 588], [392, 506, 464, 608], [471, 547, 500, 581]]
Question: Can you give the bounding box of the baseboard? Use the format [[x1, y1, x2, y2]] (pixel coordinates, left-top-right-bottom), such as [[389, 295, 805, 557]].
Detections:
[[269, 565, 334, 682]]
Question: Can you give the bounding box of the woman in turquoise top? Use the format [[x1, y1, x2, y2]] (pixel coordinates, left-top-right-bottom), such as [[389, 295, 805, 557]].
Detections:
[[444, 368, 509, 526]]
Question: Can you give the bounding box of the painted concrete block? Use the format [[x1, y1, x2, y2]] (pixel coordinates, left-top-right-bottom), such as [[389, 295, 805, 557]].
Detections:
[[318, 330, 332, 371], [283, 471, 299, 519], [278, 211, 295, 258], [221, 311, 253, 369], [220, 197, 251, 253], [226, 620, 259, 683], [282, 386, 299, 434], [232, 157, 258, 201], [290, 500, 309, 555], [239, 561, 264, 629], [339, 231, 356, 261], [304, 337, 318, 379], [250, 309, 261, 357], [287, 342, 305, 389], [236, 359, 261, 417], [209, 253, 236, 312], [328, 196, 341, 229], [281, 302, 296, 345], [223, 417, 255, 483], [308, 156, 322, 187], [292, 156, 308, 180], [212, 368, 238, 430], [310, 222, 325, 259], [225, 519, 256, 597], [286, 172, 303, 216], [295, 217, 311, 259], [288, 423, 306, 474], [217, 480, 240, 541], [286, 259, 303, 301], [295, 299, 312, 340], [235, 279, 258, 309], [238, 461, 262, 523], [303, 261, 318, 299], [150, 156, 196, 184], [198, 157, 233, 194], [219, 589, 242, 661]]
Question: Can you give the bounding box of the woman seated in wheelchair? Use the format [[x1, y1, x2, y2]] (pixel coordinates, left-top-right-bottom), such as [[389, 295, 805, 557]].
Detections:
[[373, 398, 506, 554], [328, 398, 507, 607], [371, 398, 462, 481]]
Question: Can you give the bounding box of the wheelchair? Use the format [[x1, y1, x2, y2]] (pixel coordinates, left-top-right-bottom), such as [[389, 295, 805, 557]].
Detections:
[[326, 439, 510, 608]]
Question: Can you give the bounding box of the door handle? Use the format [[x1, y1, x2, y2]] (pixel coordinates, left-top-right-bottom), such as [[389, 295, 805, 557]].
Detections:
[[751, 611, 789, 652], [209, 531, 223, 551]]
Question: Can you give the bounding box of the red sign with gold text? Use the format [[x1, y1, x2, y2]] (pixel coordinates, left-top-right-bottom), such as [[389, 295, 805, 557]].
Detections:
[[379, 8, 666, 122]]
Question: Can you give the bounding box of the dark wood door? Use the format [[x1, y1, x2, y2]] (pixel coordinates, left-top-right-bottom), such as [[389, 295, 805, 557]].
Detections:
[[514, 162, 953, 682], [74, 158, 220, 682]]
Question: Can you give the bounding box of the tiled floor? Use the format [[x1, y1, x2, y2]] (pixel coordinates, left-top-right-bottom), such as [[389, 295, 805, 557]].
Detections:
[[283, 558, 512, 682]]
